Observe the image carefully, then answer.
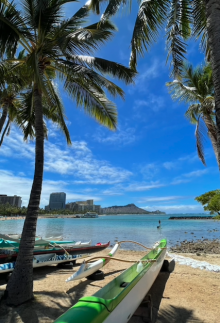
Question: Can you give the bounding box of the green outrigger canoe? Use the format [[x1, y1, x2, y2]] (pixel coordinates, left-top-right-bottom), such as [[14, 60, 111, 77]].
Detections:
[[54, 239, 167, 323]]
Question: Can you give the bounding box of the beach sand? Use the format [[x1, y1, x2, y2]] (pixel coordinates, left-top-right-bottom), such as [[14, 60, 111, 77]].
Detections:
[[0, 249, 220, 323]]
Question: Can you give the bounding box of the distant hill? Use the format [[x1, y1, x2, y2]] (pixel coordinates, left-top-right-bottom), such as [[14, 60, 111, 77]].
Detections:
[[101, 204, 166, 215]]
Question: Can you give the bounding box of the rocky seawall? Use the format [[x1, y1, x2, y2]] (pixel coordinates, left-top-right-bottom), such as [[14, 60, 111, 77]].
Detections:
[[170, 239, 220, 254], [169, 216, 213, 220]]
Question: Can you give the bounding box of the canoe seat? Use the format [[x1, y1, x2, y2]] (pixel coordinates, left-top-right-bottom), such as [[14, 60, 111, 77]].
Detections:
[[120, 282, 129, 288]]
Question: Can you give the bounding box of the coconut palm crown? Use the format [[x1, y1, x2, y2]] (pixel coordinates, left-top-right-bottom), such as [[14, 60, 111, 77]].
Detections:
[[89, 0, 220, 168], [167, 63, 217, 166], [0, 0, 136, 306]]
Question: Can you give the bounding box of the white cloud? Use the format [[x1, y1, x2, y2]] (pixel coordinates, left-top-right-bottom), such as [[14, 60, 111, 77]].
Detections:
[[140, 163, 159, 179], [0, 130, 35, 160], [139, 196, 185, 202], [101, 189, 123, 196], [0, 127, 132, 185], [163, 153, 199, 170], [0, 170, 101, 207], [93, 126, 137, 146], [183, 169, 209, 178], [125, 181, 164, 192], [163, 161, 177, 170], [172, 169, 209, 185], [134, 95, 165, 112], [137, 60, 161, 82], [142, 204, 205, 214]]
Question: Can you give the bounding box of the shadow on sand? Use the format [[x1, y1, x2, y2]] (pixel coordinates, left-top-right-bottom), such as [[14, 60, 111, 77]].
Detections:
[[0, 263, 87, 323], [130, 260, 202, 323], [0, 280, 88, 323]]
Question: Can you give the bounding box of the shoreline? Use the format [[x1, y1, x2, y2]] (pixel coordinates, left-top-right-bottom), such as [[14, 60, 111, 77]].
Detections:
[[0, 214, 217, 221]]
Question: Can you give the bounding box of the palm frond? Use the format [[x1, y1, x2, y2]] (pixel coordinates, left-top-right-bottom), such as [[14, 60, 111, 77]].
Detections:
[[66, 55, 135, 86], [55, 59, 126, 98], [166, 62, 215, 105], [0, 1, 32, 55], [166, 79, 199, 103], [192, 0, 210, 60], [71, 1, 91, 22], [64, 78, 117, 130], [100, 0, 125, 18], [42, 73, 71, 144], [166, 0, 192, 77], [57, 20, 116, 56], [130, 0, 169, 70], [185, 103, 201, 124], [23, 0, 64, 36]]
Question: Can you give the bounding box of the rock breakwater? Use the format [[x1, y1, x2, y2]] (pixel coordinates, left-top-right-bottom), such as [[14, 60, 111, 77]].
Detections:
[[170, 239, 220, 254]]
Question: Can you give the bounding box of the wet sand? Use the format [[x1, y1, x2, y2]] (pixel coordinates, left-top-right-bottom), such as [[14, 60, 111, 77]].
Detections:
[[0, 249, 220, 323]]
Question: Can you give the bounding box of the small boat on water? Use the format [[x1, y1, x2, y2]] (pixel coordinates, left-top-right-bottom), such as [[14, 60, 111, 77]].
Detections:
[[82, 212, 99, 218], [0, 252, 90, 274], [54, 239, 167, 323]]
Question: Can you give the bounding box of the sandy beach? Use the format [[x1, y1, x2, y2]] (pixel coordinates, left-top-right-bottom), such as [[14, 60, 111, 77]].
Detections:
[[0, 249, 220, 323]]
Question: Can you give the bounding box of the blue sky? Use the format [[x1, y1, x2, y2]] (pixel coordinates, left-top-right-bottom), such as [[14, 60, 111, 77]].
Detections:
[[0, 1, 219, 213]]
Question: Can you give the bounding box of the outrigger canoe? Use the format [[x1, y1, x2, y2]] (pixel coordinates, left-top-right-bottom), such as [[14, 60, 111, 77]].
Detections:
[[54, 239, 167, 323], [66, 243, 120, 282], [0, 239, 110, 264], [0, 253, 90, 274]]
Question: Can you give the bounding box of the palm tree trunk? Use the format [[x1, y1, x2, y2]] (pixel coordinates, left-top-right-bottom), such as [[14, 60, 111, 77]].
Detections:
[[0, 118, 10, 147], [205, 0, 220, 168], [0, 106, 8, 134], [5, 84, 44, 306], [203, 114, 219, 166]]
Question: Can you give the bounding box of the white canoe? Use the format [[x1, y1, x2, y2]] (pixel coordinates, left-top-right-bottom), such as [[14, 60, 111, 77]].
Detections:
[[44, 236, 63, 241], [66, 243, 119, 282], [54, 239, 167, 323]]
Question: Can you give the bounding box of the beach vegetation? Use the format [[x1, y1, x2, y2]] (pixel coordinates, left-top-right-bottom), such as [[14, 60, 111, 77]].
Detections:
[[89, 0, 220, 165], [0, 0, 135, 306], [195, 190, 220, 218], [166, 63, 217, 166], [0, 204, 97, 217]]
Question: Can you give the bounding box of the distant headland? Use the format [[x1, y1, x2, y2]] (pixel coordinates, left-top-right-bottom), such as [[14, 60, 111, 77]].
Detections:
[[101, 204, 166, 215]]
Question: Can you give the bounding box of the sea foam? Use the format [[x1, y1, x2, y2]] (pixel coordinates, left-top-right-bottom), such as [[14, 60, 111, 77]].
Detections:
[[167, 252, 220, 272]]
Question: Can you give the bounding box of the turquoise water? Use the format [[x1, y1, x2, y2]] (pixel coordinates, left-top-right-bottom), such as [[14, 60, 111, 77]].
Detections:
[[0, 214, 219, 250]]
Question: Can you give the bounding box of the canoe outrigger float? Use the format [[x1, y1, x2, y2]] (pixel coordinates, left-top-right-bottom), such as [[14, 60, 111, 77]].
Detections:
[[54, 239, 167, 323], [66, 243, 120, 282]]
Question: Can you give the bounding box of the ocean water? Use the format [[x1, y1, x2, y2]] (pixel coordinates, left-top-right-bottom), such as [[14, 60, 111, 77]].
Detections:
[[0, 214, 219, 250]]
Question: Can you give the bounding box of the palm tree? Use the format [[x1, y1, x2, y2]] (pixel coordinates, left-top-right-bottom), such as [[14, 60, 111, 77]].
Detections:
[[0, 0, 135, 305], [166, 63, 217, 167], [89, 0, 220, 166]]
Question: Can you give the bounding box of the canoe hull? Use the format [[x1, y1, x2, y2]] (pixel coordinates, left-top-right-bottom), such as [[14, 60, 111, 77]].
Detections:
[[104, 248, 166, 323], [0, 241, 110, 264], [0, 253, 90, 274], [54, 239, 167, 323]]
